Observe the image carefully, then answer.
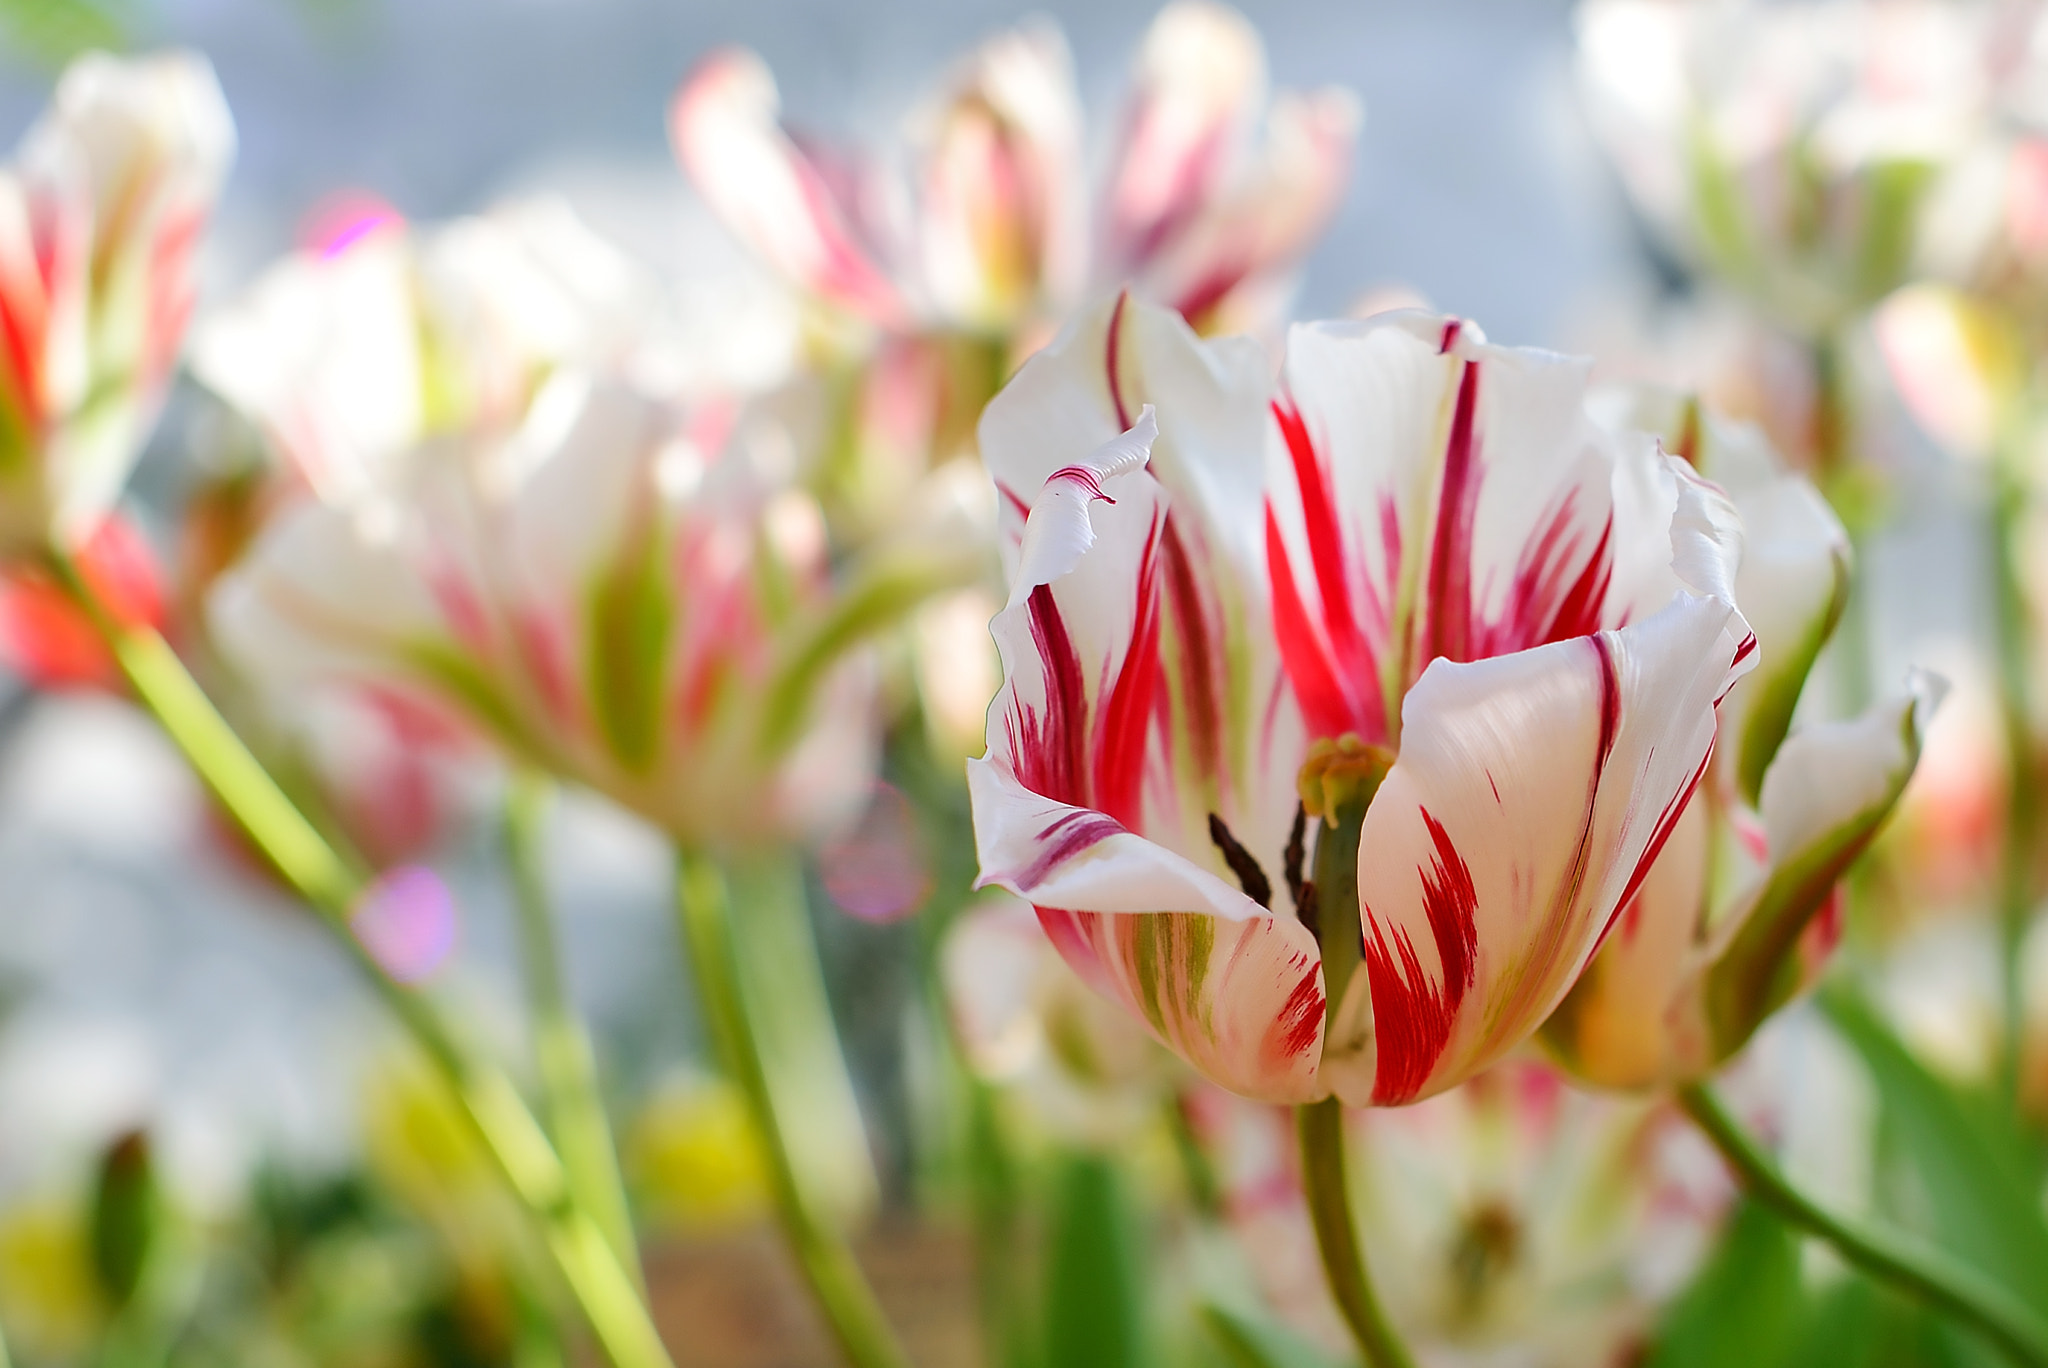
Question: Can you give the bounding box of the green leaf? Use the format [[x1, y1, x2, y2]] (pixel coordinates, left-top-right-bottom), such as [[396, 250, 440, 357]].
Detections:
[[0, 0, 124, 67], [1044, 1151, 1149, 1368], [1647, 1199, 1803, 1368], [90, 1129, 159, 1309], [1825, 992, 2048, 1312], [1199, 1303, 1344, 1368]]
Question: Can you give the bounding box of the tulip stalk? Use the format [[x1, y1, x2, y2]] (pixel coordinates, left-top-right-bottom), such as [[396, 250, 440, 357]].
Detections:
[[673, 849, 912, 1368], [51, 549, 675, 1368], [1678, 1081, 2048, 1365], [1295, 767, 1418, 1368], [506, 770, 643, 1292]]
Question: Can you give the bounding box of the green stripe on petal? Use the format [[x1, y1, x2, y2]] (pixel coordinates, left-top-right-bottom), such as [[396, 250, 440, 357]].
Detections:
[[583, 525, 673, 774], [1735, 546, 1848, 805], [1705, 675, 1941, 1059]]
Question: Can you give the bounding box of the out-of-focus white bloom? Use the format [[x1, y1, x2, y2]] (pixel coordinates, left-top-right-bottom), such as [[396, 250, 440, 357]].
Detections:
[[192, 198, 668, 513], [0, 51, 233, 558], [671, 1, 1359, 343], [1578, 0, 1997, 333], [1191, 1065, 1725, 1366], [941, 893, 1175, 1147]]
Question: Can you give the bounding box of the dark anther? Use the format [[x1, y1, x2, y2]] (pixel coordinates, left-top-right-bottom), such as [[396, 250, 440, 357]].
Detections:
[[1207, 812, 1272, 909], [1284, 803, 1308, 910], [1298, 881, 1320, 943]]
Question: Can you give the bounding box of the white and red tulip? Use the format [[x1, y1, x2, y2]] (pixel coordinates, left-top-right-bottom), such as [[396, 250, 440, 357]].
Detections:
[[1545, 396, 1940, 1088], [0, 51, 232, 560], [969, 296, 1756, 1107], [669, 1, 1358, 344], [210, 372, 880, 853]]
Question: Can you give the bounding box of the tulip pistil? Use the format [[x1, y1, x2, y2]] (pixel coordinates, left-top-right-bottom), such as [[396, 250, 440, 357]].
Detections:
[[1298, 734, 1395, 829]]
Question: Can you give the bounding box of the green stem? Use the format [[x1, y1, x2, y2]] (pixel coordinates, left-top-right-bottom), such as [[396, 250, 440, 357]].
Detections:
[[54, 554, 672, 1368], [1295, 1102, 1414, 1368], [1678, 1082, 2048, 1365], [1293, 775, 1416, 1368], [1989, 457, 2037, 1103], [506, 770, 643, 1291], [673, 850, 911, 1368]]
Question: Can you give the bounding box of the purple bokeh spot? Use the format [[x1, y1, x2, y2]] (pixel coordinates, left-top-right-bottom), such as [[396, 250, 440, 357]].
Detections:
[[822, 782, 933, 924], [350, 865, 457, 983]]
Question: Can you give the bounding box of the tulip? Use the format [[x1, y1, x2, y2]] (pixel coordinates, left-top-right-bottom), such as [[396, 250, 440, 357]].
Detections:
[[970, 295, 1756, 1109], [209, 371, 879, 854], [192, 197, 663, 513], [1576, 0, 1991, 337], [670, 2, 1358, 344], [1190, 1064, 1727, 1362], [0, 52, 232, 561], [1541, 395, 1939, 1089]]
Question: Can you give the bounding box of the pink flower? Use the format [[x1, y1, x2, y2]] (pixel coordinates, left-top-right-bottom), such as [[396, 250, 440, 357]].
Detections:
[[969, 296, 1755, 1106], [0, 52, 233, 558], [669, 2, 1358, 342]]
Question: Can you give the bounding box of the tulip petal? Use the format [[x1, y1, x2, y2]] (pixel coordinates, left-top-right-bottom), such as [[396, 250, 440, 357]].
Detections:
[[1346, 467, 1753, 1106], [1704, 671, 1945, 1054], [1265, 314, 1681, 749], [670, 48, 905, 325]]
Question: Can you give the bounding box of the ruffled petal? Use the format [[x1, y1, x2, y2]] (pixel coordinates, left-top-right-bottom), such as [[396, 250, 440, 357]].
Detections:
[[980, 295, 1300, 883], [973, 409, 1325, 1102]]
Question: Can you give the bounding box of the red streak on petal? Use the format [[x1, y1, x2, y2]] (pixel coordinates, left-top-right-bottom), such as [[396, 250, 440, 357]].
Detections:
[[1270, 398, 1382, 738], [1601, 746, 1714, 953], [1422, 357, 1482, 665], [1364, 807, 1479, 1105], [1161, 517, 1221, 782], [1091, 515, 1165, 826], [1438, 318, 1463, 354], [1015, 809, 1126, 891], [1022, 582, 1088, 804], [1105, 290, 1132, 430], [1270, 960, 1325, 1063], [1266, 500, 1353, 739]]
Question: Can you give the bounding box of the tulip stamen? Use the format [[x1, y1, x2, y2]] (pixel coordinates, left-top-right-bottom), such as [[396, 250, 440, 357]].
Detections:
[[1207, 812, 1272, 909]]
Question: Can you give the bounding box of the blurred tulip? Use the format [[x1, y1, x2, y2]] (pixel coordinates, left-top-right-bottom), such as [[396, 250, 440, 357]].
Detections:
[[210, 372, 884, 853], [670, 1, 1358, 345], [970, 296, 1755, 1107], [192, 197, 666, 513], [1578, 0, 1992, 335], [941, 893, 1178, 1146], [1547, 394, 1938, 1088], [0, 51, 232, 561], [1192, 1065, 1723, 1365]]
